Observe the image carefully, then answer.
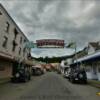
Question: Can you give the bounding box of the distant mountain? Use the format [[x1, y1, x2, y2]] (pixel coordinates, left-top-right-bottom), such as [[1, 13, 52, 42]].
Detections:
[[31, 54, 74, 63]]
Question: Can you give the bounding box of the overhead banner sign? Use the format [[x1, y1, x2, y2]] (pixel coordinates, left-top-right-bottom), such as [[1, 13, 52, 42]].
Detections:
[[36, 39, 64, 48]]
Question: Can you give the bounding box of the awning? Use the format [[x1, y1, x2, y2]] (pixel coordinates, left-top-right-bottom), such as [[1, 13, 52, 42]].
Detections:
[[73, 51, 100, 65], [24, 60, 34, 66], [0, 51, 14, 61]]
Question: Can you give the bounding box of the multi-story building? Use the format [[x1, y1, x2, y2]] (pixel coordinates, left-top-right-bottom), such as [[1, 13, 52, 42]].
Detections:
[[0, 4, 32, 82]]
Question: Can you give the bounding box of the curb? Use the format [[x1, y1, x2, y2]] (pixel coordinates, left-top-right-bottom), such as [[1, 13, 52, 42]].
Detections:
[[88, 80, 100, 88], [0, 78, 11, 85]]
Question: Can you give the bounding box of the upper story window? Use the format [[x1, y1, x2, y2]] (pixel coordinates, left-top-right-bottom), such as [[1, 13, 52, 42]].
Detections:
[[23, 47, 26, 52], [14, 28, 18, 39], [0, 11, 2, 15], [12, 40, 17, 52], [23, 47, 26, 56], [27, 53, 31, 59], [2, 36, 8, 48], [5, 22, 10, 33], [24, 39, 26, 43], [19, 47, 21, 55], [20, 37, 22, 44]]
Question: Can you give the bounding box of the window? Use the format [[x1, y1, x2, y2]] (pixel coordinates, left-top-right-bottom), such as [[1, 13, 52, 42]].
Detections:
[[24, 39, 26, 43], [0, 11, 2, 15], [86, 67, 91, 72], [14, 28, 18, 39], [27, 53, 31, 59], [19, 47, 21, 55], [2, 36, 8, 48], [27, 53, 29, 58], [20, 37, 22, 44], [93, 66, 97, 75], [23, 47, 26, 56], [5, 22, 10, 33], [98, 68, 100, 73], [12, 40, 17, 52], [0, 66, 5, 71]]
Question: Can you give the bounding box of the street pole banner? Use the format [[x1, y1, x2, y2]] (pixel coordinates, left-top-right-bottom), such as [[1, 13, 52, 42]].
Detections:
[[25, 41, 37, 48]]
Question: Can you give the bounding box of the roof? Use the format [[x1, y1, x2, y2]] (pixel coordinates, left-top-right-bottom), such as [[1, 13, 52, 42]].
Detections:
[[24, 60, 34, 66], [89, 42, 100, 50], [76, 47, 88, 55], [74, 51, 100, 63], [0, 51, 14, 61]]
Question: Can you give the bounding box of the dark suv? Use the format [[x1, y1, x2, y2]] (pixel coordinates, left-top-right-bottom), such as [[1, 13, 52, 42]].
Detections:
[[69, 68, 87, 84], [11, 68, 31, 83]]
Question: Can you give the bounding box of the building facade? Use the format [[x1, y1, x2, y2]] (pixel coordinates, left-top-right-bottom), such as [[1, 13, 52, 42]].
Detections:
[[70, 42, 100, 81], [85, 42, 100, 80], [0, 4, 31, 81]]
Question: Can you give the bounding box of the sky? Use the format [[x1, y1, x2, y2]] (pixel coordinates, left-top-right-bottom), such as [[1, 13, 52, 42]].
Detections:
[[0, 0, 100, 57]]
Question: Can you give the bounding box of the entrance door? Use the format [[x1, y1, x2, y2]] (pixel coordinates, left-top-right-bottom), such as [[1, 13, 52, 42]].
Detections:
[[92, 65, 98, 80]]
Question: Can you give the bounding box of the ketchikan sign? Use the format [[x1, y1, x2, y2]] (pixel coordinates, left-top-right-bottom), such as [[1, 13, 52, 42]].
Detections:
[[36, 39, 64, 48]]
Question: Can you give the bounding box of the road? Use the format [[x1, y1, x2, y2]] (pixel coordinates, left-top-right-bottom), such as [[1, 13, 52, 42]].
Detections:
[[0, 72, 100, 100]]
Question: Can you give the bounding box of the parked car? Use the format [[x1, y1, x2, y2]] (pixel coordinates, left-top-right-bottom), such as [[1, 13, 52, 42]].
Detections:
[[11, 68, 31, 83], [63, 67, 71, 78], [45, 64, 52, 72], [32, 66, 44, 76], [69, 68, 87, 84]]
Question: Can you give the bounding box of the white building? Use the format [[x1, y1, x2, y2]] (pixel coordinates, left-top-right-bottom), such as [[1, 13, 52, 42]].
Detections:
[[71, 42, 100, 81], [0, 4, 32, 81]]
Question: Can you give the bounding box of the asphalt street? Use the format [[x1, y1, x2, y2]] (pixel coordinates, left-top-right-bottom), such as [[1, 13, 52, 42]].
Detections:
[[0, 72, 100, 100]]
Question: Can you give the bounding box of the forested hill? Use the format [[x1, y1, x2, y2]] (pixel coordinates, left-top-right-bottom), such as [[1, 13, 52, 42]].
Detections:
[[31, 55, 73, 63]]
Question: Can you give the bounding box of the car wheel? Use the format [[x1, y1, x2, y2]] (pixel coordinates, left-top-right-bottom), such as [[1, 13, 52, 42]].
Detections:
[[68, 77, 70, 81], [28, 75, 31, 80], [83, 80, 87, 84], [23, 76, 28, 82], [70, 78, 75, 83]]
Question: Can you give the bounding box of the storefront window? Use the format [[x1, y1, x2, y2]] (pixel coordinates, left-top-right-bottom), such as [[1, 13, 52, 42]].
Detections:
[[85, 67, 91, 72], [98, 68, 100, 73], [93, 66, 97, 75], [0, 66, 5, 71]]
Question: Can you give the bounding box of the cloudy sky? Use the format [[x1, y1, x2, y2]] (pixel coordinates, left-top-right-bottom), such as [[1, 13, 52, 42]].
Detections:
[[0, 0, 100, 57]]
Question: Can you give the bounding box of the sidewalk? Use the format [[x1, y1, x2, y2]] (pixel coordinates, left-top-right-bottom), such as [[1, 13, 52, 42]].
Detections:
[[0, 77, 10, 84], [88, 80, 100, 88]]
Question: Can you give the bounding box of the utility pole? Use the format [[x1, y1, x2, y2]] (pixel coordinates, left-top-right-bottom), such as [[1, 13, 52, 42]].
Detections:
[[66, 41, 78, 69], [74, 42, 78, 68]]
